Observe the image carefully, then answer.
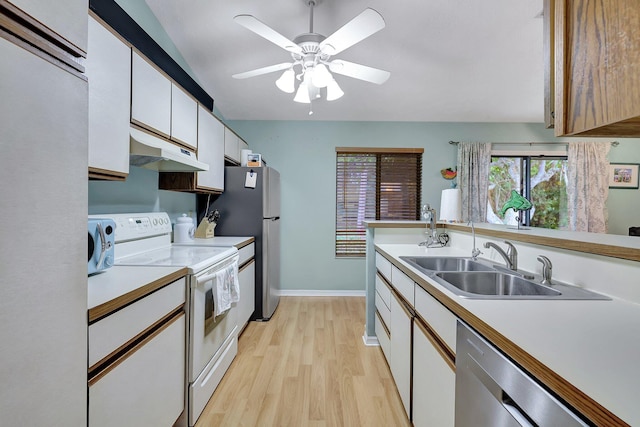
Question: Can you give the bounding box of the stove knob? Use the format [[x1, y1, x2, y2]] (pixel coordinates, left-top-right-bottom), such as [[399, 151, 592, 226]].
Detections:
[[103, 255, 114, 268]]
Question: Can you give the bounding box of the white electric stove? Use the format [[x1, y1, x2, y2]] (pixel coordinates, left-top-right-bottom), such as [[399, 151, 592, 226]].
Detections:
[[90, 212, 240, 427]]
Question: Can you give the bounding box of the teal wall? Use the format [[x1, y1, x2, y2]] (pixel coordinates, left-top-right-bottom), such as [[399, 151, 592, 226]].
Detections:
[[225, 121, 640, 292]]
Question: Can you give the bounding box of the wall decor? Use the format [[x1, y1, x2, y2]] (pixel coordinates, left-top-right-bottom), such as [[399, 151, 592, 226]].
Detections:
[[608, 163, 639, 189]]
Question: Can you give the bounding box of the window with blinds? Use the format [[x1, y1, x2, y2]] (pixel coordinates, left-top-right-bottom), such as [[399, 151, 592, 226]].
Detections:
[[335, 148, 423, 257]]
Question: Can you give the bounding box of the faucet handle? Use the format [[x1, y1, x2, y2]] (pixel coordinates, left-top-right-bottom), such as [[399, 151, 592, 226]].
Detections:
[[537, 255, 553, 285], [504, 240, 517, 256]]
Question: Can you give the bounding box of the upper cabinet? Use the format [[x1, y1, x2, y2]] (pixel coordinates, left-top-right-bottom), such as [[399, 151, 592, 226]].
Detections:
[[224, 127, 249, 164], [224, 127, 239, 163], [131, 51, 172, 138], [159, 106, 224, 194], [196, 107, 224, 191], [6, 0, 87, 54], [131, 51, 198, 149], [170, 83, 198, 150], [552, 0, 640, 136], [87, 15, 131, 181]]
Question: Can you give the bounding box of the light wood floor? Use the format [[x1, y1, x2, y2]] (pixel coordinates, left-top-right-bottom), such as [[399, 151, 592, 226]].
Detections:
[[195, 296, 410, 427]]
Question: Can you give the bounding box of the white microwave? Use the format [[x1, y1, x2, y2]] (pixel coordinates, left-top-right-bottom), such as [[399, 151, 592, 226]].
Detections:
[[88, 218, 115, 275]]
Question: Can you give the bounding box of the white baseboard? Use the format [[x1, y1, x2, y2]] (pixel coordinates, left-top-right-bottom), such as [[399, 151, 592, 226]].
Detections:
[[362, 334, 379, 346], [278, 289, 366, 297]]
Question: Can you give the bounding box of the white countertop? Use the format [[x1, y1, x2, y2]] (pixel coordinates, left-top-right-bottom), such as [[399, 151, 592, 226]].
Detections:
[[376, 243, 640, 426]]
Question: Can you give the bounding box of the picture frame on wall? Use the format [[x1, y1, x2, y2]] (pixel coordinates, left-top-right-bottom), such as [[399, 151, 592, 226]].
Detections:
[[608, 163, 640, 189]]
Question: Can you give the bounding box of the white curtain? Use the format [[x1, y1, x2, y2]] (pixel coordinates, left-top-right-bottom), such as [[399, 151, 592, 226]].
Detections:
[[566, 142, 610, 233], [457, 142, 492, 222]]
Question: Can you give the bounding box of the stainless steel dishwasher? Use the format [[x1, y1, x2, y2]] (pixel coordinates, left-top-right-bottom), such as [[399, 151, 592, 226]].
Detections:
[[455, 321, 590, 426]]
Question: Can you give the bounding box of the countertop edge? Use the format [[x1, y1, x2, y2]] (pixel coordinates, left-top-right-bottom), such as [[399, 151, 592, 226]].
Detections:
[[368, 221, 640, 263], [88, 267, 188, 323]]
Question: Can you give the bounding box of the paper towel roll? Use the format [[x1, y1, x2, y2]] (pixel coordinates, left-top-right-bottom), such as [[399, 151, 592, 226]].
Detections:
[[240, 149, 252, 167], [439, 188, 462, 222]]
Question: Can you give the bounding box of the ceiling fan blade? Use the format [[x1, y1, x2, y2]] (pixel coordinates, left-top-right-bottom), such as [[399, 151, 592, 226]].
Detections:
[[319, 8, 385, 55], [232, 62, 293, 79], [329, 60, 390, 84], [234, 15, 303, 55]]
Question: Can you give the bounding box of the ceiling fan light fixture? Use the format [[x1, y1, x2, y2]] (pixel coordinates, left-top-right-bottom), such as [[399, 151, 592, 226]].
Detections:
[[275, 68, 295, 93], [326, 78, 344, 101], [312, 63, 332, 88], [294, 80, 311, 103]]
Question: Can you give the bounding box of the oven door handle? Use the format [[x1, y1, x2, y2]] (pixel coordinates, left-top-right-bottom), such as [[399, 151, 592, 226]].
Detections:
[[195, 256, 239, 286]]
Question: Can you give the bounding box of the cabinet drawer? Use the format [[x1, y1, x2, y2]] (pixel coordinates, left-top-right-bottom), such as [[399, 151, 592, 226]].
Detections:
[[391, 265, 414, 305], [89, 278, 185, 368], [375, 273, 391, 310], [238, 242, 255, 266], [375, 252, 392, 281], [375, 311, 390, 361], [415, 285, 457, 354], [89, 313, 185, 427], [375, 291, 390, 330]]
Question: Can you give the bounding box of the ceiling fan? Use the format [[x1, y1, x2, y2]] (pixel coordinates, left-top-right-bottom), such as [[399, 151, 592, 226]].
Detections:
[[232, 0, 390, 112]]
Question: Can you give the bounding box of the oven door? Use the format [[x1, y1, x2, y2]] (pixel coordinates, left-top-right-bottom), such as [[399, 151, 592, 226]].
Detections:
[[189, 255, 239, 382]]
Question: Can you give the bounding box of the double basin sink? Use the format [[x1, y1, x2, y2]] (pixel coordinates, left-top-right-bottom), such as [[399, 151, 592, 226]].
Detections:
[[399, 256, 609, 300]]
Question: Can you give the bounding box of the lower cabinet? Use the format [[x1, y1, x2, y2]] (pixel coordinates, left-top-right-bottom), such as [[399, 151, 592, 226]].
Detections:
[[237, 259, 255, 331], [89, 314, 185, 427], [88, 278, 186, 427], [412, 318, 456, 427], [389, 291, 413, 419]]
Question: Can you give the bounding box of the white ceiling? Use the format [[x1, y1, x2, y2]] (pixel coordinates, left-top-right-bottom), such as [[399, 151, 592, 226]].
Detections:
[[145, 0, 544, 122]]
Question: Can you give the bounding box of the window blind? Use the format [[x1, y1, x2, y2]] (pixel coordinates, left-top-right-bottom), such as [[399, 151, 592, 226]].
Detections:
[[336, 149, 422, 257]]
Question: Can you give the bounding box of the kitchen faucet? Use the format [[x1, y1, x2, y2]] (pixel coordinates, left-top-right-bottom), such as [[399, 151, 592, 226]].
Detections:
[[483, 240, 518, 271], [468, 221, 481, 260]]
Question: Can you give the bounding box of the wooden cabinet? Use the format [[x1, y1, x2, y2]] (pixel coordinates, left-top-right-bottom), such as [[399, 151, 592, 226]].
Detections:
[[88, 278, 186, 427], [159, 105, 224, 194], [87, 16, 131, 181], [389, 291, 412, 419], [553, 0, 640, 136], [412, 319, 455, 427], [131, 51, 172, 138], [170, 83, 197, 150], [375, 273, 392, 360]]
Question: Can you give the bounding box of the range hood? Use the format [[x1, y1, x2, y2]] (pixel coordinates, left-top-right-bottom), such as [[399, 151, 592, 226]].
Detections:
[[129, 126, 209, 172]]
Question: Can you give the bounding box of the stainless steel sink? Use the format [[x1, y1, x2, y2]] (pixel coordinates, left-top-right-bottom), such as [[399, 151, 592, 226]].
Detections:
[[436, 272, 560, 296], [432, 271, 610, 300], [400, 256, 495, 272]]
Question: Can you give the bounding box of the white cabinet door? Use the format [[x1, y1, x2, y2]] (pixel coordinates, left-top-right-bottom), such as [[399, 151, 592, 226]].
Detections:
[[238, 259, 255, 330], [239, 137, 249, 162], [224, 126, 239, 162], [8, 0, 87, 52], [412, 320, 455, 427], [196, 106, 225, 191], [131, 51, 171, 137], [171, 83, 197, 149], [390, 292, 412, 419], [89, 314, 185, 427], [1, 34, 87, 427], [87, 16, 130, 180]]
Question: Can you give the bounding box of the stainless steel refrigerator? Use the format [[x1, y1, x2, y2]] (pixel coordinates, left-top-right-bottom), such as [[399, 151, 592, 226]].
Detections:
[[207, 167, 281, 320]]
